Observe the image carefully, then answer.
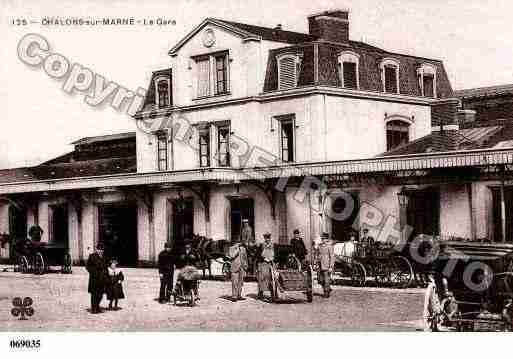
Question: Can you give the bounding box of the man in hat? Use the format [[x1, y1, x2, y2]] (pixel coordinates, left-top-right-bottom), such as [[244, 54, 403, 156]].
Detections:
[[360, 228, 375, 257], [257, 232, 275, 300], [290, 229, 307, 264], [229, 238, 248, 301], [86, 243, 108, 314], [240, 219, 254, 247], [158, 242, 175, 303], [317, 232, 334, 298]]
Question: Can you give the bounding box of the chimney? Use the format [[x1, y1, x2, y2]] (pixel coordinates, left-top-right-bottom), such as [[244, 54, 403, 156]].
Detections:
[[308, 9, 350, 43], [431, 98, 461, 151]]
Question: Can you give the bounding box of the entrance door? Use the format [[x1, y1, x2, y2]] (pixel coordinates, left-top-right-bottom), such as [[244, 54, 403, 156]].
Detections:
[[172, 198, 194, 250], [98, 203, 138, 267], [491, 187, 513, 242], [50, 204, 68, 245], [330, 192, 359, 242], [407, 189, 440, 238], [8, 205, 27, 258], [230, 198, 255, 242]]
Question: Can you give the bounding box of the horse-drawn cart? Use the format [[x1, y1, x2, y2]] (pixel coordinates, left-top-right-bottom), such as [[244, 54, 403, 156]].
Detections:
[[333, 240, 414, 288], [13, 239, 72, 275], [425, 241, 513, 331]]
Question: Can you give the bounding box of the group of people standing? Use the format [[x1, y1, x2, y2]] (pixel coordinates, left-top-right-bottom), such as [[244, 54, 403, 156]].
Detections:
[[86, 244, 125, 314], [86, 225, 338, 313]]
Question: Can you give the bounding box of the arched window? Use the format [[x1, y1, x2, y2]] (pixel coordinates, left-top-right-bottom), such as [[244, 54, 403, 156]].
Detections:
[[380, 58, 400, 94], [386, 120, 410, 151], [277, 54, 301, 90], [417, 63, 437, 98], [338, 51, 359, 89], [157, 79, 170, 108]]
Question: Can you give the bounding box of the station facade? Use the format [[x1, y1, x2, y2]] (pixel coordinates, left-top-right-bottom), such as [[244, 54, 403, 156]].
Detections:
[[2, 10, 513, 266]]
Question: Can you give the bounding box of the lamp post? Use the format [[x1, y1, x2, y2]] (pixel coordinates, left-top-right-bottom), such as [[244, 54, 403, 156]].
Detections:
[[397, 187, 410, 244]]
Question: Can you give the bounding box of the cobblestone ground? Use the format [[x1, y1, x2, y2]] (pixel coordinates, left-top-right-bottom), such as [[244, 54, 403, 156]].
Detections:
[[0, 266, 426, 331]]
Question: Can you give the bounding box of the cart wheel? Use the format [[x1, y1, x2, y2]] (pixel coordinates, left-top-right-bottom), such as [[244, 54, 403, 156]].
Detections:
[[62, 253, 72, 274], [222, 262, 231, 281], [350, 261, 367, 287], [34, 253, 45, 275], [389, 256, 414, 288], [189, 290, 195, 307], [16, 255, 29, 273]]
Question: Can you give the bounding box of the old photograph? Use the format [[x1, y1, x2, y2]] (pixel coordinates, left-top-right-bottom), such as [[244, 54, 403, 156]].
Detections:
[[1, 0, 513, 343]]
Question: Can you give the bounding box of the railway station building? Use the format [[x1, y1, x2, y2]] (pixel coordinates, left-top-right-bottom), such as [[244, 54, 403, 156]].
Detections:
[[2, 10, 513, 267]]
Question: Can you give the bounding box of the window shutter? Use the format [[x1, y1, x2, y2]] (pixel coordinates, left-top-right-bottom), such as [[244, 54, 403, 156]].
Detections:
[[197, 58, 210, 97], [384, 66, 398, 93], [278, 56, 297, 90], [423, 75, 434, 98], [343, 62, 357, 89]]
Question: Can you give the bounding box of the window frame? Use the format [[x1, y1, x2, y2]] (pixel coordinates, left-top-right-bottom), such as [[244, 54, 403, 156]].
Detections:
[[277, 115, 296, 163], [277, 53, 302, 91], [380, 58, 400, 94], [338, 51, 360, 90], [417, 63, 437, 98], [385, 119, 411, 151], [156, 131, 169, 171], [217, 124, 231, 167], [154, 76, 171, 108], [193, 51, 230, 99], [198, 127, 211, 168]]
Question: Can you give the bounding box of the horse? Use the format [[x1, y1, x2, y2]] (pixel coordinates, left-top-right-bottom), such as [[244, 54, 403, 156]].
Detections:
[[189, 235, 231, 279]]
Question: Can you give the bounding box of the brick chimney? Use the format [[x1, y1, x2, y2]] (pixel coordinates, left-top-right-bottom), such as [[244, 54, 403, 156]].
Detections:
[[431, 98, 461, 151], [308, 9, 350, 43]]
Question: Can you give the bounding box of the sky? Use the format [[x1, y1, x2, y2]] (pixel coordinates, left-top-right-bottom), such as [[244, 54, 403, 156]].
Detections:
[[1, 0, 512, 169]]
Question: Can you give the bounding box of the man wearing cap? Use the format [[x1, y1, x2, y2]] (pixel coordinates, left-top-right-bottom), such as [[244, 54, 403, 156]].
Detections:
[[317, 232, 335, 298], [257, 233, 275, 299], [229, 238, 248, 301], [290, 229, 307, 264], [86, 243, 108, 314], [158, 242, 175, 304]]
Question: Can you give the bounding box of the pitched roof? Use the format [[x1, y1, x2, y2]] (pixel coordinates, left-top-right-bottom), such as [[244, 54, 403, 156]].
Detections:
[[454, 84, 513, 99], [213, 19, 316, 44], [0, 157, 136, 184], [71, 132, 135, 145], [382, 124, 513, 156]]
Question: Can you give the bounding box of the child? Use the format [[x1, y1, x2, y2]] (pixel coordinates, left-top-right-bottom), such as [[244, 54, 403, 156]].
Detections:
[[106, 260, 125, 310]]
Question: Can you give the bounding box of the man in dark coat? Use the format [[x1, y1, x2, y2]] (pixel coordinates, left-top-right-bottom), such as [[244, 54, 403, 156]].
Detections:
[[86, 243, 108, 314], [158, 242, 175, 303], [290, 229, 307, 263]]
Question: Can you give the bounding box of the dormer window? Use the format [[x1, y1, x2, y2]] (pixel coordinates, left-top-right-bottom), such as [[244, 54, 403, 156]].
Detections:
[[277, 53, 301, 90], [338, 51, 359, 89], [417, 63, 437, 98], [194, 51, 230, 99], [380, 58, 400, 94], [155, 76, 171, 108], [386, 120, 410, 151]]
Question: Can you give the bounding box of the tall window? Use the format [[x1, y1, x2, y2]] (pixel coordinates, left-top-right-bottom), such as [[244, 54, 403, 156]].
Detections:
[[280, 117, 295, 162], [277, 54, 301, 90], [217, 125, 230, 167], [380, 58, 400, 94], [194, 52, 229, 98], [386, 120, 410, 151], [157, 80, 170, 108], [196, 57, 210, 98], [157, 132, 168, 171], [418, 64, 437, 98], [338, 51, 359, 89], [199, 129, 210, 167], [215, 54, 228, 95]]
